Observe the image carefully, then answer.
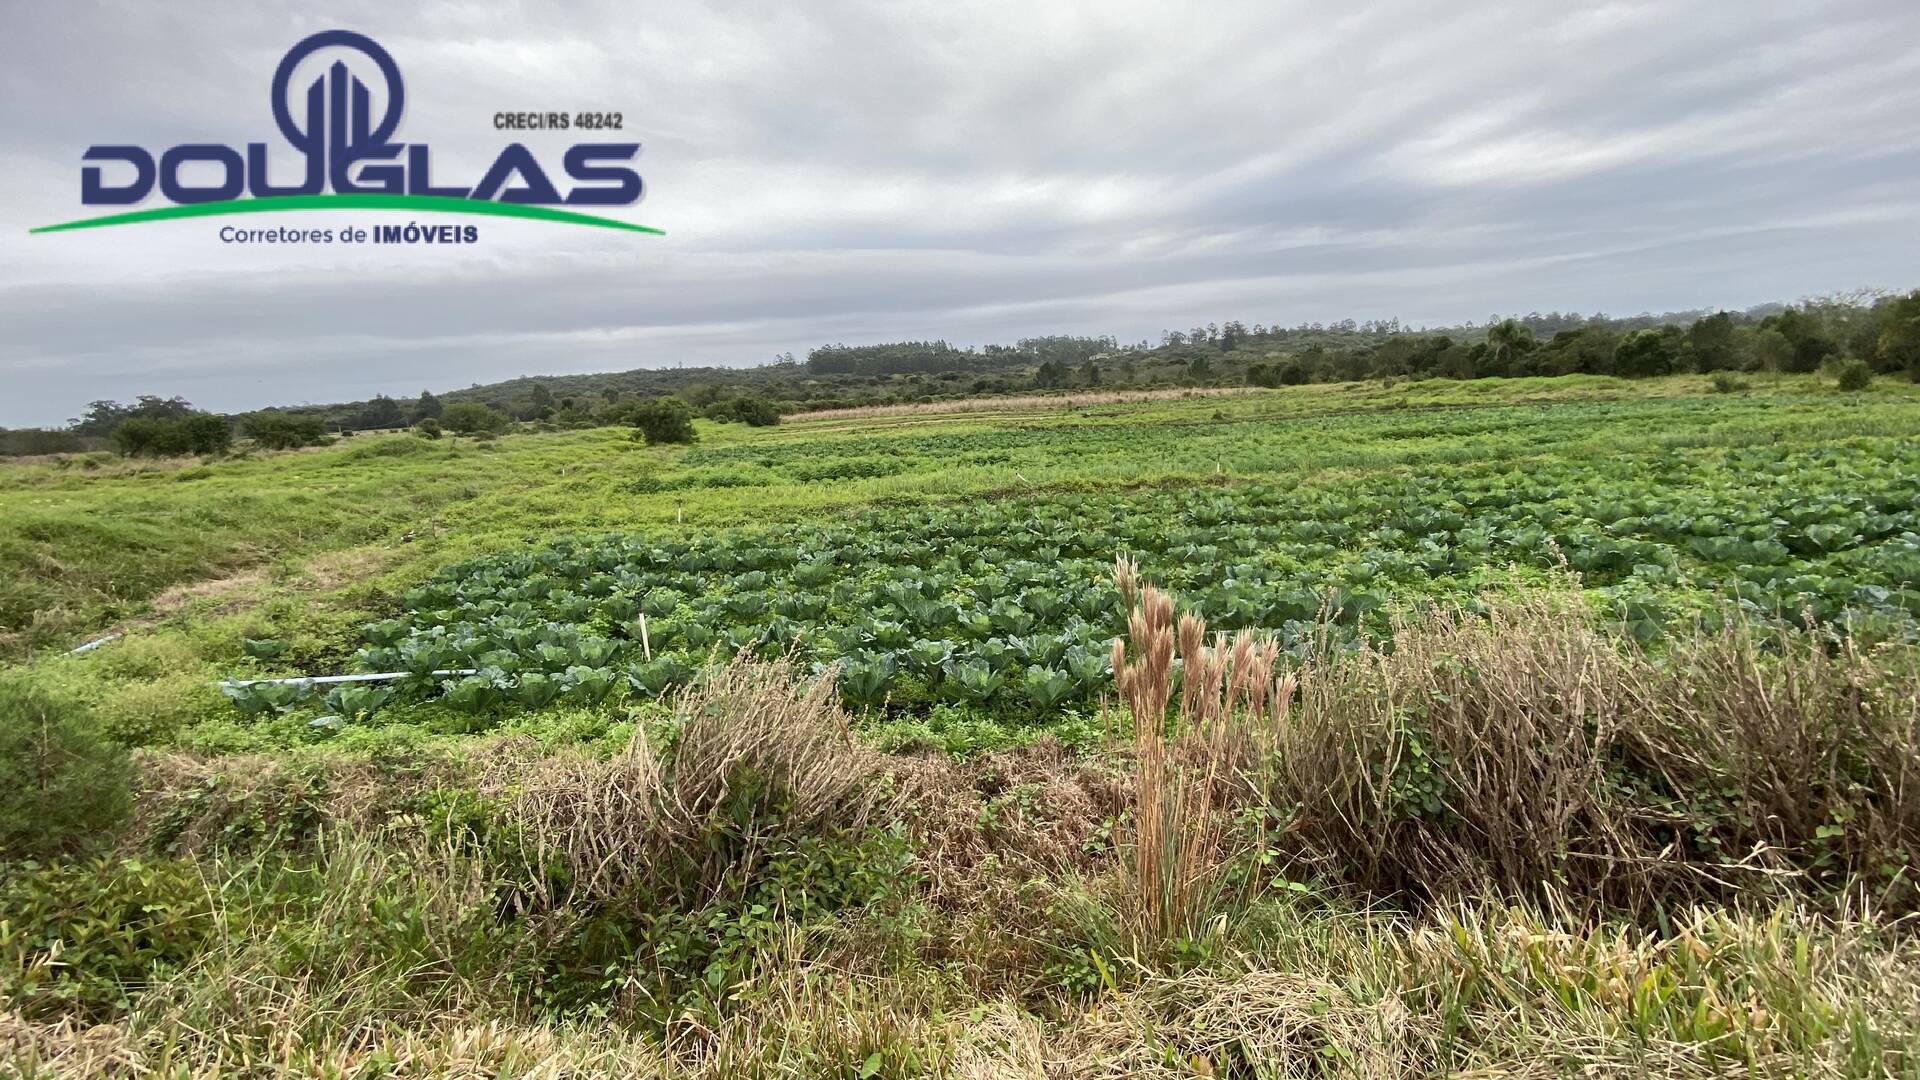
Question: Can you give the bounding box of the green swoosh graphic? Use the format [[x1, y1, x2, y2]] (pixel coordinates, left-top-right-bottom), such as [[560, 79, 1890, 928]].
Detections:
[[29, 194, 664, 235]]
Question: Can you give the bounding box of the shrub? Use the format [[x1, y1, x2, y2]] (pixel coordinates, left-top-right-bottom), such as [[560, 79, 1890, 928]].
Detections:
[[0, 856, 214, 1021], [414, 417, 443, 439], [1267, 589, 1920, 915], [0, 682, 134, 859], [110, 417, 191, 457], [240, 411, 328, 449], [1835, 357, 1874, 391], [711, 396, 781, 427], [441, 402, 509, 436], [631, 397, 699, 445], [179, 413, 233, 454], [1710, 372, 1749, 394], [0, 428, 86, 456]]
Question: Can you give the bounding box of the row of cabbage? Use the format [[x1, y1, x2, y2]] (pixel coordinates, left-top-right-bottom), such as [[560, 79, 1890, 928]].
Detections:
[[226, 440, 1920, 722]]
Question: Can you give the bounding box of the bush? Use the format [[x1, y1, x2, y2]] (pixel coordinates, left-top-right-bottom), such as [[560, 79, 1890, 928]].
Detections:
[[1710, 372, 1749, 394], [0, 682, 134, 859], [111, 416, 191, 456], [631, 397, 699, 445], [414, 417, 443, 439], [240, 411, 328, 450], [441, 402, 509, 436], [1268, 590, 1920, 915], [0, 428, 87, 456], [706, 396, 782, 427], [1835, 357, 1874, 391], [0, 856, 214, 1021], [179, 414, 234, 454]]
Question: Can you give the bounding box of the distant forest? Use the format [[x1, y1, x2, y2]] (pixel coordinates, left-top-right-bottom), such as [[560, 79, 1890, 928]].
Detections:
[[6, 288, 1917, 456]]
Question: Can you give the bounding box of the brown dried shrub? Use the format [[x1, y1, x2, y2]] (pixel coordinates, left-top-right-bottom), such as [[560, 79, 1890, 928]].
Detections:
[[496, 653, 891, 911], [1271, 589, 1920, 914]]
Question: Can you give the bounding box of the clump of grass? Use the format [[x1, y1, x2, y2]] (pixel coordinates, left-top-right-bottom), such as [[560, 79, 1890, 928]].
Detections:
[[1270, 588, 1920, 913], [502, 652, 888, 912], [1108, 556, 1294, 950]]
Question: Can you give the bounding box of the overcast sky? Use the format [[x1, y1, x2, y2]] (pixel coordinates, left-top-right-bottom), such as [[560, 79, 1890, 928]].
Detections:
[[3, 0, 1918, 427]]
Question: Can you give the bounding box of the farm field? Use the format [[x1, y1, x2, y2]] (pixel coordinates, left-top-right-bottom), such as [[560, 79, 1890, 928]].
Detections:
[[6, 373, 1920, 1077]]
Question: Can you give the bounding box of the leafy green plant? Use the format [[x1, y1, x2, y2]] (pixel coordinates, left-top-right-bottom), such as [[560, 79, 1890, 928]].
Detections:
[[241, 637, 289, 661], [221, 680, 315, 716], [0, 683, 134, 859], [323, 683, 394, 721], [0, 856, 213, 1022], [564, 665, 618, 702], [948, 660, 1005, 702], [630, 397, 699, 445], [837, 653, 896, 707], [1022, 666, 1075, 710]]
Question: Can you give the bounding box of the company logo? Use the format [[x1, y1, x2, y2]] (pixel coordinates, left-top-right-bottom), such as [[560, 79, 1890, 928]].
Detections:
[[33, 30, 660, 236]]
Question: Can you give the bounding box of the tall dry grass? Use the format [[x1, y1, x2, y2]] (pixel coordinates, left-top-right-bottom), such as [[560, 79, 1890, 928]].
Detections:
[[1109, 555, 1295, 948], [499, 653, 888, 911], [13, 896, 1918, 1078], [12, 595, 1920, 1077], [1271, 590, 1920, 913]]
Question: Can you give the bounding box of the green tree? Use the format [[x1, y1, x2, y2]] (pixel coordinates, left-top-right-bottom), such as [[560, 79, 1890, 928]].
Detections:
[[1687, 312, 1738, 372], [1483, 319, 1538, 376], [241, 411, 328, 449], [179, 413, 232, 454], [1751, 328, 1793, 383], [69, 400, 128, 436], [1761, 308, 1834, 373], [631, 397, 699, 445], [729, 397, 781, 427], [1874, 291, 1920, 380], [1613, 326, 1686, 377], [359, 394, 404, 429], [1538, 327, 1619, 376], [414, 390, 444, 421], [441, 402, 510, 436], [111, 417, 190, 456]]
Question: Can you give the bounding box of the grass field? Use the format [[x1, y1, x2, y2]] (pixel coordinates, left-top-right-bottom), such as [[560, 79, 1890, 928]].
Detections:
[[5, 373, 1920, 1077]]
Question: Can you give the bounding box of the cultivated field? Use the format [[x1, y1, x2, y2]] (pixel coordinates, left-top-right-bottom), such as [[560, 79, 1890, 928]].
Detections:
[[5, 373, 1920, 1077]]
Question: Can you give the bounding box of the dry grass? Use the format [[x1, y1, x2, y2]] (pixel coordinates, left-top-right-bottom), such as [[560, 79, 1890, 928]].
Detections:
[[1110, 555, 1295, 948], [14, 601, 1920, 1077], [13, 900, 1916, 1078], [498, 653, 889, 911], [1269, 589, 1920, 913]]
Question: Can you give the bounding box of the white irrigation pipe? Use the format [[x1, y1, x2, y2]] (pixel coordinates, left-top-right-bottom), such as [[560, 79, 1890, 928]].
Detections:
[[68, 632, 122, 655], [217, 669, 477, 689]]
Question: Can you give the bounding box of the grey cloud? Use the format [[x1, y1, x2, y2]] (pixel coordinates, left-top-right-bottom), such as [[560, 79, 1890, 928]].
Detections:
[[2, 0, 1918, 425]]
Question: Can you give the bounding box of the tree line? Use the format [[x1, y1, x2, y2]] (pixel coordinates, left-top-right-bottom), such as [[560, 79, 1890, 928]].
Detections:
[[5, 289, 1915, 457]]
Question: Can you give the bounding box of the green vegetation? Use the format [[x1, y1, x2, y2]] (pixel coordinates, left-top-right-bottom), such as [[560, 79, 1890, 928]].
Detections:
[[8, 289, 1918, 456], [5, 372, 1920, 1076], [0, 681, 132, 859], [629, 396, 699, 445], [109, 414, 231, 458], [439, 401, 510, 436], [238, 410, 328, 449]]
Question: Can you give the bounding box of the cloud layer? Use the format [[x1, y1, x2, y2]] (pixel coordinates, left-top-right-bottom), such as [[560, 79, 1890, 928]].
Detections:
[[3, 0, 1917, 425]]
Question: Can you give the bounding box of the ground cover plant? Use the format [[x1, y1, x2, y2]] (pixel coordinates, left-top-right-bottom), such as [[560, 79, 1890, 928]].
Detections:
[[5, 373, 1920, 1077], [282, 426, 1920, 725]]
